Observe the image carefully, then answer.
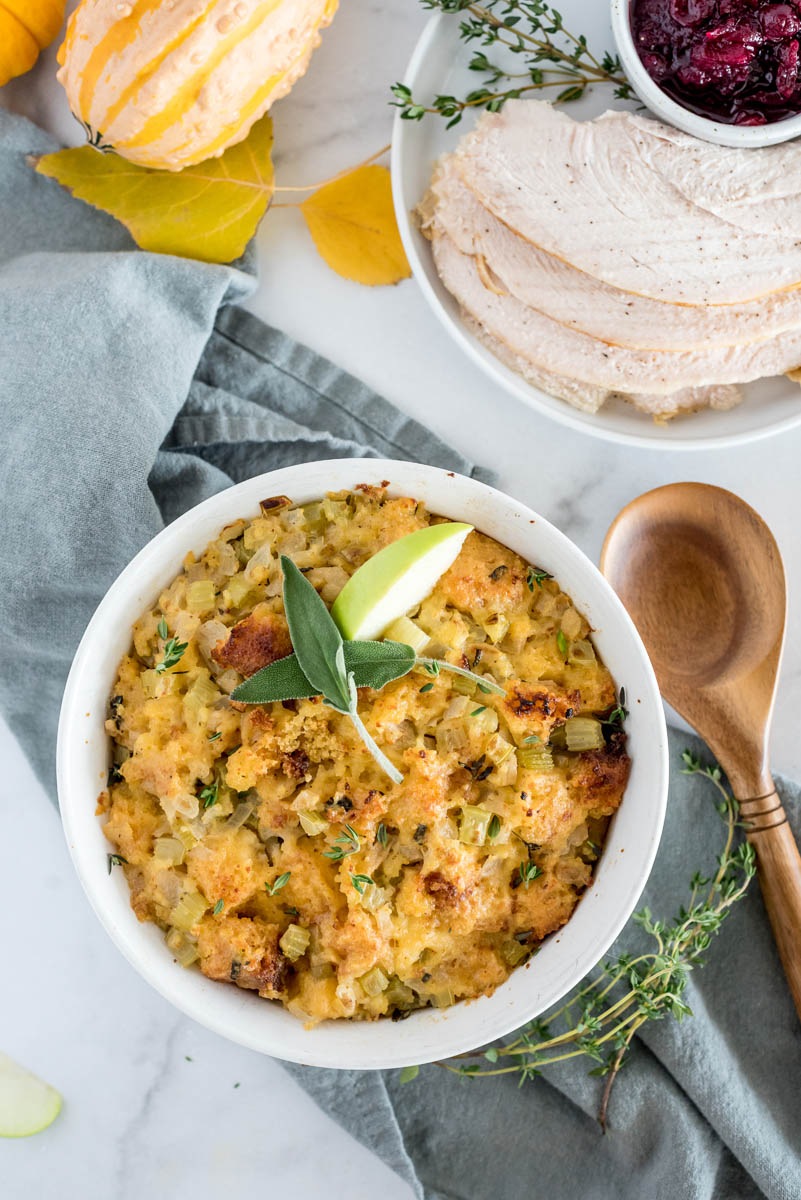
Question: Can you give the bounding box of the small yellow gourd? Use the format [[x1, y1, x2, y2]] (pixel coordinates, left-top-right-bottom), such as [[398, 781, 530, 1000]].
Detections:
[[57, 0, 338, 172], [0, 0, 66, 87]]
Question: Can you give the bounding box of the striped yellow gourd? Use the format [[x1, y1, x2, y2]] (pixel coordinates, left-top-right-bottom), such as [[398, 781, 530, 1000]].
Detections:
[[56, 0, 337, 171], [0, 0, 66, 86]]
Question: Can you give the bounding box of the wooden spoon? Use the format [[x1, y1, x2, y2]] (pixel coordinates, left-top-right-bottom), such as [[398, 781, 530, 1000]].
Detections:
[[600, 482, 801, 1021]]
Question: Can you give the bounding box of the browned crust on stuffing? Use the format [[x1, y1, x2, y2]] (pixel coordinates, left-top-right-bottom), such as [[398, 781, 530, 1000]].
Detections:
[[197, 914, 289, 997], [212, 604, 292, 678], [569, 732, 631, 814]]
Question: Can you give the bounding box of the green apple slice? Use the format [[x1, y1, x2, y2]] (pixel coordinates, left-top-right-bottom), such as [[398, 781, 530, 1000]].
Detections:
[[331, 522, 473, 641], [0, 1053, 61, 1138]]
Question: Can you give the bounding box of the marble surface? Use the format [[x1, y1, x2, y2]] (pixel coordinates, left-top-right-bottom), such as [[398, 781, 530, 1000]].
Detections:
[[3, 1, 801, 1195]]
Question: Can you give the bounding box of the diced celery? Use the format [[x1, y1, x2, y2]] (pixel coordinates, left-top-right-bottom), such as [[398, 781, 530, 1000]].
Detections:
[[298, 809, 328, 837], [518, 743, 554, 771], [169, 890, 209, 932], [280, 924, 310, 961], [549, 726, 567, 749], [568, 638, 596, 666], [183, 672, 219, 724], [300, 501, 325, 531], [243, 518, 271, 550], [451, 673, 477, 696], [442, 695, 470, 720], [153, 836, 185, 866], [459, 805, 492, 846], [385, 977, 416, 1010], [565, 717, 605, 752], [359, 966, 389, 997], [223, 574, 253, 609], [382, 615, 430, 655], [174, 823, 198, 851], [500, 939, 530, 967], [166, 928, 199, 967], [321, 497, 348, 523], [432, 988, 455, 1008], [140, 668, 160, 698], [187, 580, 216, 614]]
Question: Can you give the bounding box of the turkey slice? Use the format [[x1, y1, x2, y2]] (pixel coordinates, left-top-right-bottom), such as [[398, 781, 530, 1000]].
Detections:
[[432, 232, 801, 394], [422, 161, 801, 351], [453, 102, 801, 305], [461, 315, 743, 419]]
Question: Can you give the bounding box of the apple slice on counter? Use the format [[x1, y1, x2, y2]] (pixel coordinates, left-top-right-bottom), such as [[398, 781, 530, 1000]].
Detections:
[[331, 522, 473, 641], [0, 1053, 61, 1138]]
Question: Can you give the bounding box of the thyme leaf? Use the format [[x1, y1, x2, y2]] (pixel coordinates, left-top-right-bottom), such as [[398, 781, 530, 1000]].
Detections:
[[391, 1, 632, 127]]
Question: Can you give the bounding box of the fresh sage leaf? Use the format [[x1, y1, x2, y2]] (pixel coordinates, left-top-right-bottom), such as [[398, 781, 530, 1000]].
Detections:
[[231, 640, 416, 705], [280, 555, 349, 711]]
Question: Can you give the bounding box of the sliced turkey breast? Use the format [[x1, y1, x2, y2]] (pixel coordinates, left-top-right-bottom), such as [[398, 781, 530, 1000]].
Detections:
[[432, 233, 801, 394], [629, 115, 801, 239], [453, 103, 801, 305], [422, 161, 801, 352], [462, 314, 743, 419]]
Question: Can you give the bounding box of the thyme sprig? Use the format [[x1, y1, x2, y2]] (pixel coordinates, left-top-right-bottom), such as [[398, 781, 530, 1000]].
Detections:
[[392, 1, 632, 128], [401, 750, 756, 1128]]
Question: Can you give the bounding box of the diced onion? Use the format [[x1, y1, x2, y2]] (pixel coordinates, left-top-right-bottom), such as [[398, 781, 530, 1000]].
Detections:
[[153, 836, 185, 866], [568, 639, 596, 666], [187, 580, 216, 614], [359, 966, 389, 997], [225, 800, 255, 830], [298, 810, 328, 837]]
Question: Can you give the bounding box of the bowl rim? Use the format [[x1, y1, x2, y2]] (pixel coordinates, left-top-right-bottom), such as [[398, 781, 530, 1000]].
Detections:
[[610, 0, 801, 148], [392, 11, 801, 451], [57, 458, 669, 1069]]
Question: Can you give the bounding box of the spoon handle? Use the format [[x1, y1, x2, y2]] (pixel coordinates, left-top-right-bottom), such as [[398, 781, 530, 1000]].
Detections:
[[740, 782, 801, 1022]]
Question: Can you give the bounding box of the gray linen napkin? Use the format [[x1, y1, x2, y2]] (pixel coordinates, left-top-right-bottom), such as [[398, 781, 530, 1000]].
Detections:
[[2, 109, 799, 1200]]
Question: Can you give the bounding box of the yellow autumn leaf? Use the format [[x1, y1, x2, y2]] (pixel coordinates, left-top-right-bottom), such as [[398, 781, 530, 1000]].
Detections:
[[300, 165, 411, 286], [34, 114, 274, 265]]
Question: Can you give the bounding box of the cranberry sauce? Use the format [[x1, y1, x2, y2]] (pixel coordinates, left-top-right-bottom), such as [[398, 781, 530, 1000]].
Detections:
[[630, 0, 801, 124]]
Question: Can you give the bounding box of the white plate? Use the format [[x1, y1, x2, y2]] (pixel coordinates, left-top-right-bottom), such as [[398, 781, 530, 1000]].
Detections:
[[391, 10, 801, 450], [57, 459, 667, 1069]]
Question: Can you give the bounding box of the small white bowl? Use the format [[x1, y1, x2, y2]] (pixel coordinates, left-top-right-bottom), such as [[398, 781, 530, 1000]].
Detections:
[[611, 0, 801, 147], [57, 459, 668, 1070]]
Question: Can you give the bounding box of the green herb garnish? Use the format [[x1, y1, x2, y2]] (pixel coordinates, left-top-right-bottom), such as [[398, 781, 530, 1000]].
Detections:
[[391, 1, 631, 129], [602, 687, 628, 729], [155, 617, 188, 675], [107, 853, 128, 874], [213, 899, 224, 915], [419, 682, 434, 694], [527, 565, 553, 592], [200, 781, 218, 810], [324, 823, 361, 862], [376, 823, 388, 847], [471, 705, 487, 716], [556, 631, 568, 659], [266, 872, 291, 896], [350, 873, 375, 895], [487, 814, 501, 840], [208, 731, 222, 742], [517, 861, 543, 889]]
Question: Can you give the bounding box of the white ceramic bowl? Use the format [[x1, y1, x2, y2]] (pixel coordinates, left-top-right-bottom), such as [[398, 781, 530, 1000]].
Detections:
[[58, 459, 668, 1070], [611, 0, 801, 148], [393, 11, 801, 449]]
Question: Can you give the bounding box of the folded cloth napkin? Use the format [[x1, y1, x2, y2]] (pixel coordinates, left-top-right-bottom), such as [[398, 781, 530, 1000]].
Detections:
[[2, 109, 799, 1200]]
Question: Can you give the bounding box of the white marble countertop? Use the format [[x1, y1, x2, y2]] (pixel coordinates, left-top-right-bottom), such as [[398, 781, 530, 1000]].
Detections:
[[3, 2, 801, 1196]]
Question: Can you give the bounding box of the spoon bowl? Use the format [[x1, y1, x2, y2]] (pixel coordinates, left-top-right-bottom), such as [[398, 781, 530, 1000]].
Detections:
[[601, 483, 801, 1021]]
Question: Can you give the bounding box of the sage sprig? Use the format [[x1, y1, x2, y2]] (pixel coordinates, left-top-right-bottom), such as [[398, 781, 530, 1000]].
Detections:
[[230, 555, 504, 784]]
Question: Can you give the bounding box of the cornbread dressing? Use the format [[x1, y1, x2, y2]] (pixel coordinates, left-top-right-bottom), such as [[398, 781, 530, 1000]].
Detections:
[[102, 487, 630, 1023]]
